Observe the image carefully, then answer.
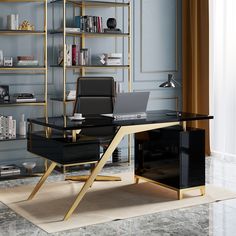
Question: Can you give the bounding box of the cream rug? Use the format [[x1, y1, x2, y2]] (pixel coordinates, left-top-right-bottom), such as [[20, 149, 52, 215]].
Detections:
[[0, 172, 236, 233]]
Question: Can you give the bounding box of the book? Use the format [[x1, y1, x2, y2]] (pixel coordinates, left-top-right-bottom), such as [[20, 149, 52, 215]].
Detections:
[[106, 53, 122, 58], [14, 93, 34, 99], [16, 60, 39, 66], [66, 44, 72, 66], [104, 28, 122, 33], [99, 53, 122, 65], [66, 27, 80, 33], [79, 48, 90, 65], [17, 56, 34, 61], [16, 98, 36, 102], [72, 45, 77, 66], [106, 61, 122, 66], [0, 164, 20, 177], [75, 15, 103, 33], [58, 44, 80, 66]]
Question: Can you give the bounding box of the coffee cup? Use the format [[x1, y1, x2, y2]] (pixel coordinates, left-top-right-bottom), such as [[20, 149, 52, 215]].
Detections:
[[74, 113, 83, 119]]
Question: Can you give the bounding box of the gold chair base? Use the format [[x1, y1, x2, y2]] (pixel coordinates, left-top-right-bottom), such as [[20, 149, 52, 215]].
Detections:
[[135, 175, 205, 200], [65, 175, 121, 182]]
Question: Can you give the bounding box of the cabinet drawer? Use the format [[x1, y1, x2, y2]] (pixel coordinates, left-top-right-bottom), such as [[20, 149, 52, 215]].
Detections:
[[28, 132, 100, 165]]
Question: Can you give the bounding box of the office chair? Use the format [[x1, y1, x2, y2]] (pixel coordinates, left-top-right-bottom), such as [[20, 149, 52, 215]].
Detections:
[[73, 76, 116, 140], [66, 77, 121, 182]]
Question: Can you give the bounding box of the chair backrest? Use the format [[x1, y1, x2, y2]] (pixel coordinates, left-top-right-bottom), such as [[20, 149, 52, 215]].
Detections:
[[74, 77, 115, 115]]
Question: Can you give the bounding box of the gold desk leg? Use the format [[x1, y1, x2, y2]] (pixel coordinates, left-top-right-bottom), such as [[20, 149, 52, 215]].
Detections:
[[178, 190, 183, 200], [178, 186, 205, 200], [135, 176, 139, 184], [63, 127, 125, 221], [200, 186, 206, 196], [63, 122, 180, 220], [65, 175, 121, 182], [28, 162, 57, 200]]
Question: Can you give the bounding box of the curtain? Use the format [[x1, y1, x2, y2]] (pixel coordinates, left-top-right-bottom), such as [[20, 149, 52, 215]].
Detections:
[[210, 0, 236, 157], [182, 0, 210, 155]]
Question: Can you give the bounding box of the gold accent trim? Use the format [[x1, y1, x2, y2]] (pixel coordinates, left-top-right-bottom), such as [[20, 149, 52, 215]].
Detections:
[[65, 175, 121, 182], [127, 0, 132, 164], [135, 175, 179, 191], [63, 161, 98, 167], [44, 0, 48, 118], [182, 121, 187, 131], [178, 186, 205, 200], [135, 175, 205, 200], [72, 129, 81, 142], [63, 0, 66, 115]]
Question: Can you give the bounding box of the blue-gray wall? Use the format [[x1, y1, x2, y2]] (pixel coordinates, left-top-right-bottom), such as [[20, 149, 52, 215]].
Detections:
[[0, 0, 182, 166]]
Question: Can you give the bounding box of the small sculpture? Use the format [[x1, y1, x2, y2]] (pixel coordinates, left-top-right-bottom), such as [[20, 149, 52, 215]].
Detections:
[[19, 20, 35, 31], [104, 18, 121, 33], [107, 18, 117, 29]]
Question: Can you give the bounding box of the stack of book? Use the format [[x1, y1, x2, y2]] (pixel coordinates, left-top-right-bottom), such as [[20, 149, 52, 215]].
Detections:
[[16, 56, 39, 67], [0, 165, 20, 177], [66, 90, 76, 100], [100, 53, 122, 65], [14, 93, 36, 102], [75, 15, 103, 33], [66, 27, 81, 33], [0, 115, 16, 140], [58, 44, 90, 66]]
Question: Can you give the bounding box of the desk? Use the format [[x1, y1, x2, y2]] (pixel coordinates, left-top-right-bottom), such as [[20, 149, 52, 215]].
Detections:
[[27, 110, 213, 220]]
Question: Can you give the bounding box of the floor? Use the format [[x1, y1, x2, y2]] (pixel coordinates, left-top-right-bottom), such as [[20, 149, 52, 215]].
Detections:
[[0, 155, 236, 236]]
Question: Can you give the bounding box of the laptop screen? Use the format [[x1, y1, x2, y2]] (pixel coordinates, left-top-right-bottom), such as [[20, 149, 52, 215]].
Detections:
[[113, 92, 150, 115]]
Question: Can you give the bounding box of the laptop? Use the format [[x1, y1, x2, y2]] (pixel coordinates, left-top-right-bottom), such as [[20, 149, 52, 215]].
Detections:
[[102, 92, 150, 120]]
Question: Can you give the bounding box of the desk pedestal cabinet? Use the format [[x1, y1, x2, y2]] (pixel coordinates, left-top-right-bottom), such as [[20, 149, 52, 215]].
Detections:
[[135, 125, 205, 199]]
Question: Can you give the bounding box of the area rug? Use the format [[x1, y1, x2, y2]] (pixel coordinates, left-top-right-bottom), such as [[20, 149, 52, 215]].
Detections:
[[0, 172, 236, 233]]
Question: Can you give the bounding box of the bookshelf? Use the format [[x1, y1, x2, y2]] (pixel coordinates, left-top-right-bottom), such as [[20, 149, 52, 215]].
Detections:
[[0, 0, 48, 179], [50, 0, 132, 115], [49, 0, 132, 169]]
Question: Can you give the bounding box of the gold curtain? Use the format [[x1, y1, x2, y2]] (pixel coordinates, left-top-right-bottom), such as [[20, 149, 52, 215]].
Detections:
[[182, 0, 210, 155]]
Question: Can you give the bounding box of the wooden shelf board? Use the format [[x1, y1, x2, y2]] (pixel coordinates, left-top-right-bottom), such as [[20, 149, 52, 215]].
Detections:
[[0, 29, 45, 35], [50, 0, 130, 7], [0, 0, 44, 2], [51, 97, 75, 102], [50, 30, 129, 37], [0, 66, 46, 71], [0, 100, 46, 106], [50, 64, 130, 69]]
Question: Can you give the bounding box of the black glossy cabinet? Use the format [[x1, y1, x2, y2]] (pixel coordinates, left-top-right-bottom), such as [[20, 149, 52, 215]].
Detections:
[[135, 125, 205, 189]]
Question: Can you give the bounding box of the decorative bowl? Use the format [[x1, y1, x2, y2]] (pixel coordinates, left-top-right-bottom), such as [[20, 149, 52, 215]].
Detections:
[[22, 162, 36, 169]]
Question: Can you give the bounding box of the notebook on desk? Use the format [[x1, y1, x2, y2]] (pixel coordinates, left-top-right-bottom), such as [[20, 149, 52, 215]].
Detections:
[[102, 92, 150, 120]]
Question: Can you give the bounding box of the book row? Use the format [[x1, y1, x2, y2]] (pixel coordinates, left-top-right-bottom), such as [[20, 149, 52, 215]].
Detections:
[[74, 15, 103, 33], [0, 115, 16, 140], [58, 45, 91, 66]]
